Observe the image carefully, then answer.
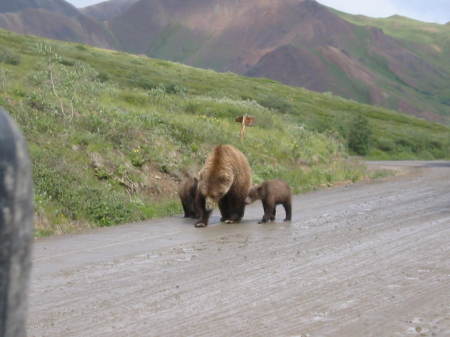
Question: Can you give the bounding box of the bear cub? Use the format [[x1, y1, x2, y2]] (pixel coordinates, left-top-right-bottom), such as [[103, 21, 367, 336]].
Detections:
[[178, 176, 199, 218], [245, 179, 292, 223]]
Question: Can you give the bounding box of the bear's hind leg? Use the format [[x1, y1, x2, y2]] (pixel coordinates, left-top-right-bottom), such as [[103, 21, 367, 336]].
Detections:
[[283, 201, 292, 222], [182, 201, 190, 218], [271, 206, 276, 221]]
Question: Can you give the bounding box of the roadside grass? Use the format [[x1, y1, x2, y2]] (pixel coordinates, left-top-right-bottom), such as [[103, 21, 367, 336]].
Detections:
[[0, 29, 449, 236], [368, 169, 396, 180]]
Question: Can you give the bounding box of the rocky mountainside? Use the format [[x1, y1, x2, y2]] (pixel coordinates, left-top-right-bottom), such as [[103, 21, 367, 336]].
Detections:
[[107, 0, 450, 122], [81, 0, 139, 21], [0, 0, 78, 16], [0, 0, 116, 48]]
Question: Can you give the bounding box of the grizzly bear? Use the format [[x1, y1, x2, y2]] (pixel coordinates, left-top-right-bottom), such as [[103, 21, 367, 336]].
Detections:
[[245, 179, 292, 223], [195, 144, 252, 228], [178, 176, 199, 218]]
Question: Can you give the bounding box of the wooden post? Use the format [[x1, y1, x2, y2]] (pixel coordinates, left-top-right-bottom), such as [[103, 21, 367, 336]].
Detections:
[[240, 114, 247, 141], [235, 115, 255, 141], [0, 107, 33, 337]]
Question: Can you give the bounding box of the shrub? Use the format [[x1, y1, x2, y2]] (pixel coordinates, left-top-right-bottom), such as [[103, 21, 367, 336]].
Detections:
[[58, 58, 75, 67], [120, 91, 148, 106], [97, 72, 110, 83], [163, 83, 186, 95], [348, 114, 371, 155], [376, 138, 395, 152], [84, 194, 133, 227], [257, 95, 294, 114], [0, 49, 21, 65], [130, 76, 158, 90]]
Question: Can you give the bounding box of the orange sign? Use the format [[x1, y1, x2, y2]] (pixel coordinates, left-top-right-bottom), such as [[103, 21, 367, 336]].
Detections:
[[236, 115, 255, 141], [235, 115, 256, 126]]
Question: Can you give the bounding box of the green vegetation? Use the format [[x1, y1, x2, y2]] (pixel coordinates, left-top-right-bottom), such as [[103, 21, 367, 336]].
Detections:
[[337, 13, 450, 68], [348, 115, 371, 155], [0, 47, 21, 65], [0, 29, 449, 236], [330, 9, 450, 121], [335, 11, 450, 117]]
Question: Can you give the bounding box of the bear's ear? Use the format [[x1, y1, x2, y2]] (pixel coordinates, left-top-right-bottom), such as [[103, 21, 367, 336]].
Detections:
[[249, 184, 260, 192], [257, 185, 264, 194]]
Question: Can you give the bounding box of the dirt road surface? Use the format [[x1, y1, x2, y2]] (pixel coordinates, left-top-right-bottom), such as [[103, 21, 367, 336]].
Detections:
[[28, 161, 450, 337]]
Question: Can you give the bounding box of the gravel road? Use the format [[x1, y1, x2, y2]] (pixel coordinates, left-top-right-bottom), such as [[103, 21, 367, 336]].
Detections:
[[28, 161, 450, 337]]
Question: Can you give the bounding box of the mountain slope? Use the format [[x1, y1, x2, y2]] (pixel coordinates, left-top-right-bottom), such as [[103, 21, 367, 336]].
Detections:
[[0, 0, 448, 122], [335, 12, 450, 116], [108, 0, 450, 122], [0, 0, 117, 48], [81, 0, 140, 21], [0, 0, 78, 16], [109, 0, 357, 70], [335, 13, 450, 70]]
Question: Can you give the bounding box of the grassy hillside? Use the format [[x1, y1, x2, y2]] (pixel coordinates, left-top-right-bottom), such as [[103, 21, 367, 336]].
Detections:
[[0, 29, 449, 236], [336, 12, 450, 115], [337, 13, 450, 68]]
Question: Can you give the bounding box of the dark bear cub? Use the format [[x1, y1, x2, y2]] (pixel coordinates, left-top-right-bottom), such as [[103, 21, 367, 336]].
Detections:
[[245, 179, 292, 223], [178, 177, 199, 218]]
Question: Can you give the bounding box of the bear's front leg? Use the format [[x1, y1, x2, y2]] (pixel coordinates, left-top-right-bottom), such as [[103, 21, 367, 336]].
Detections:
[[228, 203, 245, 223], [218, 195, 231, 222], [194, 192, 211, 227], [195, 209, 212, 227], [259, 200, 274, 223], [258, 213, 271, 224]]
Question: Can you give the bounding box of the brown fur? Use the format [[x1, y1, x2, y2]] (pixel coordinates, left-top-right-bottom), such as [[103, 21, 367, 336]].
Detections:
[[178, 177, 199, 218], [195, 145, 252, 227], [245, 179, 292, 223]]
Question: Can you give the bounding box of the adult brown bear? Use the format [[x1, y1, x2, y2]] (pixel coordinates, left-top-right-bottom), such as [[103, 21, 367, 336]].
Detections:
[[195, 144, 252, 228]]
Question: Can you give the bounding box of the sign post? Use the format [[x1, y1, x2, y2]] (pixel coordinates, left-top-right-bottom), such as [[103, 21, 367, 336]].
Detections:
[[235, 115, 256, 141]]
